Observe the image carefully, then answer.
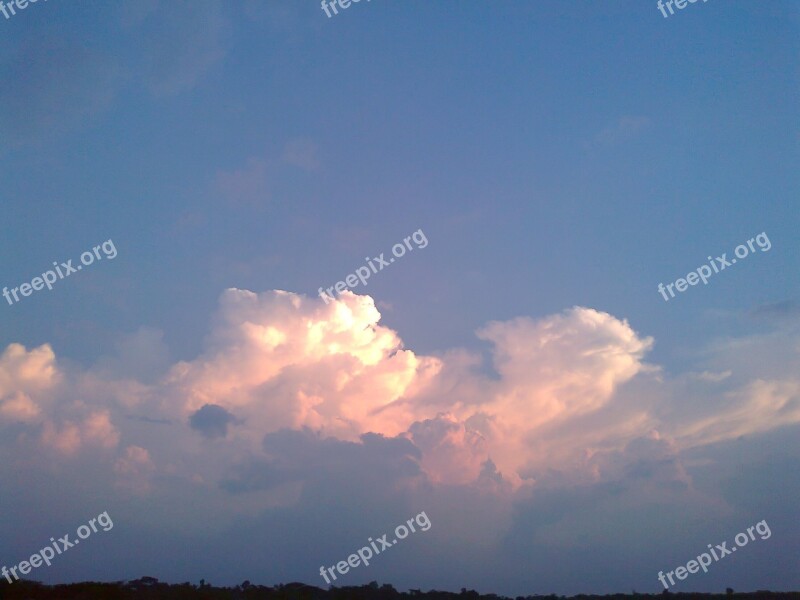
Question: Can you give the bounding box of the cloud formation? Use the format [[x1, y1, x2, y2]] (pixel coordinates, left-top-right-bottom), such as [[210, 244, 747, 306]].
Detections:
[[1, 288, 799, 591], [3, 289, 799, 492], [190, 404, 238, 439]]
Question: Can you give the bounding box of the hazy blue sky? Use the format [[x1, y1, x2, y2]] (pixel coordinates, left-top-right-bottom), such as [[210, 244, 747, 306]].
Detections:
[[0, 0, 798, 595]]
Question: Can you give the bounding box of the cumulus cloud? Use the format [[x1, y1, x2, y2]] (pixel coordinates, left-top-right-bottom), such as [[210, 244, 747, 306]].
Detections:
[[398, 308, 656, 486], [475, 309, 653, 423], [0, 288, 799, 591], [114, 445, 156, 493], [2, 289, 798, 493], [91, 327, 172, 384], [190, 404, 239, 439], [407, 413, 489, 485], [161, 289, 441, 444], [223, 428, 422, 497], [0, 392, 41, 422], [40, 410, 120, 455], [0, 343, 60, 399]]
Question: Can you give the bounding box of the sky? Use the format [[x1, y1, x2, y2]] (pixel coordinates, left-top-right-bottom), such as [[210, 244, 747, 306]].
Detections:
[[0, 0, 799, 595]]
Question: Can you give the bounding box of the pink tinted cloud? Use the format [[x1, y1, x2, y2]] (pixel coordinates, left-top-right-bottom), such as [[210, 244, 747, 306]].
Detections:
[[0, 289, 798, 495]]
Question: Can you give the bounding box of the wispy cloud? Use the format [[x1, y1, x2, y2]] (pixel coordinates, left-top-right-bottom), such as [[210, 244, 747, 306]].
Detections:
[[215, 157, 270, 207], [749, 299, 800, 321], [585, 115, 652, 148], [282, 138, 320, 172], [124, 0, 229, 97]]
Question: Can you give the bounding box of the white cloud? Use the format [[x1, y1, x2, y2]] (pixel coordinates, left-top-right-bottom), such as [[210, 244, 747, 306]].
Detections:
[[0, 288, 798, 591], [3, 291, 798, 491]]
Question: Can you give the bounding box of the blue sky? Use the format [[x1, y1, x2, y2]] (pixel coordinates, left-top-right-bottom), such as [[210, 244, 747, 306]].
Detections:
[[0, 0, 798, 595]]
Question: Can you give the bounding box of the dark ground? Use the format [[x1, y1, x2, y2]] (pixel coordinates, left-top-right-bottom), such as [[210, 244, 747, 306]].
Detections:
[[1, 579, 799, 600]]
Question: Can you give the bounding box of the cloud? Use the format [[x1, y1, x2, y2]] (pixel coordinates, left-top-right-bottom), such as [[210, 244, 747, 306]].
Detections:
[[124, 0, 229, 97], [2, 291, 799, 495], [282, 138, 320, 171], [190, 404, 239, 439], [673, 378, 800, 448], [0, 344, 125, 460], [114, 445, 156, 493], [590, 431, 691, 491], [0, 392, 41, 422], [0, 36, 121, 147], [407, 413, 490, 485], [41, 410, 119, 455], [215, 157, 270, 206], [214, 139, 320, 208], [92, 327, 172, 384], [161, 289, 441, 444], [685, 370, 732, 382], [0, 343, 60, 399], [222, 428, 422, 496], [585, 115, 651, 148], [152, 293, 799, 494], [410, 308, 656, 485], [749, 299, 800, 321], [0, 289, 799, 591]]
